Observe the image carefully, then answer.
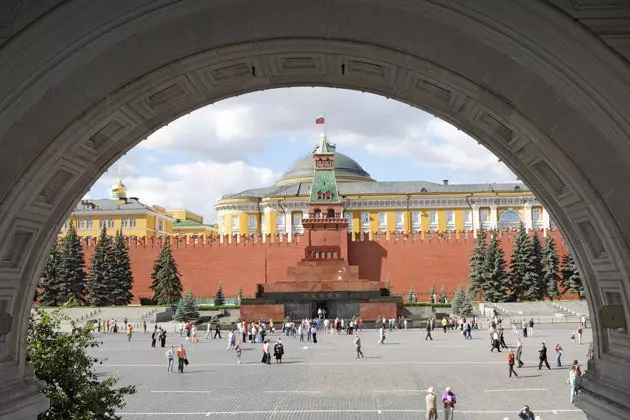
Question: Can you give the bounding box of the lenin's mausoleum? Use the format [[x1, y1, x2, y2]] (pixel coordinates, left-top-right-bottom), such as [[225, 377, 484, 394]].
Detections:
[[74, 134, 567, 309]]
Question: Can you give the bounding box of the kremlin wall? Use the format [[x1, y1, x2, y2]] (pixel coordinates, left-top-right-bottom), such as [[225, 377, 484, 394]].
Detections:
[[80, 228, 568, 303]]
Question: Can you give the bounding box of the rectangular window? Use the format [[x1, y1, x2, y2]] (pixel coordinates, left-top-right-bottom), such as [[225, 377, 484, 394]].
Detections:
[[361, 212, 370, 232], [121, 217, 128, 228], [378, 212, 387, 232], [129, 216, 136, 228], [77, 218, 85, 229], [99, 218, 106, 228], [158, 219, 164, 232], [345, 212, 353, 232], [248, 215, 257, 231], [446, 210, 455, 225], [86, 218, 93, 229], [429, 211, 438, 231], [463, 210, 472, 227], [395, 211, 404, 232], [480, 209, 489, 222], [261, 214, 268, 232], [231, 215, 240, 234], [411, 211, 421, 232], [107, 217, 114, 228], [532, 208, 542, 221], [275, 213, 285, 233]]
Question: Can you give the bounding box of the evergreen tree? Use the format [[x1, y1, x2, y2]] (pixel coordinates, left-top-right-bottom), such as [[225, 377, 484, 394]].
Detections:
[[459, 285, 475, 316], [174, 289, 200, 322], [530, 232, 545, 300], [509, 223, 529, 299], [215, 283, 225, 306], [86, 226, 112, 306], [56, 224, 87, 305], [109, 230, 134, 306], [542, 235, 560, 300], [561, 251, 584, 297], [149, 243, 183, 305], [429, 282, 436, 303], [467, 229, 487, 299], [39, 242, 63, 306], [452, 284, 465, 315], [439, 285, 447, 303], [482, 230, 510, 302], [407, 285, 417, 303]]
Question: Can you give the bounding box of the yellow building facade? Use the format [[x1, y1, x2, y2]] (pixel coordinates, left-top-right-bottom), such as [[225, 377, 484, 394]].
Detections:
[[60, 179, 215, 237], [216, 139, 552, 239]]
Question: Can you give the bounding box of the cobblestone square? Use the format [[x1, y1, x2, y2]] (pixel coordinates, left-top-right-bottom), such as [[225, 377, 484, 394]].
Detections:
[[93, 324, 591, 420]]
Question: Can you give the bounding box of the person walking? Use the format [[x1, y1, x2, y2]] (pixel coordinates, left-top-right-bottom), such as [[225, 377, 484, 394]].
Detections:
[[151, 329, 157, 348], [176, 344, 187, 373], [491, 330, 501, 353], [441, 386, 456, 420], [499, 328, 508, 349], [522, 319, 528, 338], [265, 339, 272, 364], [378, 325, 386, 344], [538, 342, 551, 370], [528, 318, 534, 337], [213, 320, 222, 339], [311, 324, 318, 344], [205, 322, 212, 339], [261, 340, 269, 364], [518, 405, 535, 420], [159, 328, 167, 348], [577, 326, 583, 344], [354, 334, 364, 359], [568, 364, 580, 403], [127, 324, 133, 342], [235, 340, 242, 364], [143, 320, 147, 333], [508, 349, 519, 378], [516, 338, 524, 368], [425, 387, 438, 420], [273, 338, 284, 363], [442, 317, 448, 333], [227, 330, 234, 350], [425, 320, 433, 341], [555, 342, 564, 367], [165, 345, 175, 373]]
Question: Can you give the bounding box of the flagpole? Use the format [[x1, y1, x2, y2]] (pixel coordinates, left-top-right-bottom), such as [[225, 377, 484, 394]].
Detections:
[[324, 112, 327, 138]]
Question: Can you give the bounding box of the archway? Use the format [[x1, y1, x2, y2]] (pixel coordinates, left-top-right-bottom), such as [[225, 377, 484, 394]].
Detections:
[[1, 1, 629, 419]]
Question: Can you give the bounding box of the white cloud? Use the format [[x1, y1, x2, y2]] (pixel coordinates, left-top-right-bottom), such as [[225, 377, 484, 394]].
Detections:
[[90, 160, 276, 223]]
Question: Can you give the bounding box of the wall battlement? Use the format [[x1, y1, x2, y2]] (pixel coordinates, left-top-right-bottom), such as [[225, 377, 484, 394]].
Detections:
[[78, 228, 566, 248]]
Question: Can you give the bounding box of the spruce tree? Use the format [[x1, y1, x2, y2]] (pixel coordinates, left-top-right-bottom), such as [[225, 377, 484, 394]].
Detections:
[[149, 243, 183, 305], [460, 285, 475, 316], [561, 252, 584, 297], [542, 235, 560, 300], [109, 230, 134, 306], [482, 230, 510, 302], [429, 282, 436, 303], [215, 283, 225, 306], [86, 226, 112, 306], [56, 224, 87, 305], [452, 285, 465, 315], [39, 242, 63, 306], [530, 232, 545, 300], [407, 285, 417, 303], [467, 229, 487, 299], [175, 289, 200, 322], [509, 223, 529, 299], [439, 285, 447, 303]]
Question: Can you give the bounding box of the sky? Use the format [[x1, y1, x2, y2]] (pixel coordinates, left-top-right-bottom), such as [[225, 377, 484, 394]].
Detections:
[[86, 87, 518, 223]]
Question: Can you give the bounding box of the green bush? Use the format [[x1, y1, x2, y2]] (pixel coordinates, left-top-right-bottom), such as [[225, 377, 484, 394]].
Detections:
[[404, 302, 452, 308], [139, 297, 157, 306], [196, 304, 240, 311]]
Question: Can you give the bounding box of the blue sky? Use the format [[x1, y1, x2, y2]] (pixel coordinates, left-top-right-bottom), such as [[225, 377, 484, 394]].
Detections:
[[88, 88, 517, 222]]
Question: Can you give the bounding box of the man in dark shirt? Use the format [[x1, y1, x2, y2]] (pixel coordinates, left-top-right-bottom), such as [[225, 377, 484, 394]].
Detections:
[[538, 342, 551, 370]]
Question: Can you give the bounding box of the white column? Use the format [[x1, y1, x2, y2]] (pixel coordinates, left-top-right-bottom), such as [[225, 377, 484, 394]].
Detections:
[[524, 203, 533, 230], [472, 205, 480, 238], [285, 211, 292, 241], [489, 205, 498, 229], [542, 207, 551, 229]]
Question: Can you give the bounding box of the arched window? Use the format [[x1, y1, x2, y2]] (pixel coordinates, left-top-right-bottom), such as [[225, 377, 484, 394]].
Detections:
[[498, 210, 522, 228], [327, 208, 335, 218], [326, 191, 332, 200], [317, 191, 323, 200], [314, 208, 322, 218]]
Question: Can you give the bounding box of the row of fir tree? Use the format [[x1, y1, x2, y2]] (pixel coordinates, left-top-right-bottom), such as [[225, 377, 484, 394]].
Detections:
[[467, 224, 584, 302], [38, 225, 187, 306]]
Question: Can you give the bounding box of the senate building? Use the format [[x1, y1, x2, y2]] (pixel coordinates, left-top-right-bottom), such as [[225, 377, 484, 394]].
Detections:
[[216, 134, 553, 239]]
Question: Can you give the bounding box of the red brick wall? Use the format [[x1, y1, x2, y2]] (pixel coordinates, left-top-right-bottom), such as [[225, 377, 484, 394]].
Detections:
[[81, 229, 568, 302], [240, 304, 284, 322], [360, 302, 398, 319]]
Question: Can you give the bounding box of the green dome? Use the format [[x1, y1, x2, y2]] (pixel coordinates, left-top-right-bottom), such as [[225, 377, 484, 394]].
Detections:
[[276, 152, 375, 185]]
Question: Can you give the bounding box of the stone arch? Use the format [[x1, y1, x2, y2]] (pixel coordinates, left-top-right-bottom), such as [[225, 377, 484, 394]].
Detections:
[[0, 1, 629, 418], [498, 210, 522, 229]]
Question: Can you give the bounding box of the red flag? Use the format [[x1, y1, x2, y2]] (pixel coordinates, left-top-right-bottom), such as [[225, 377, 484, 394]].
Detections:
[[315, 116, 325, 124]]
